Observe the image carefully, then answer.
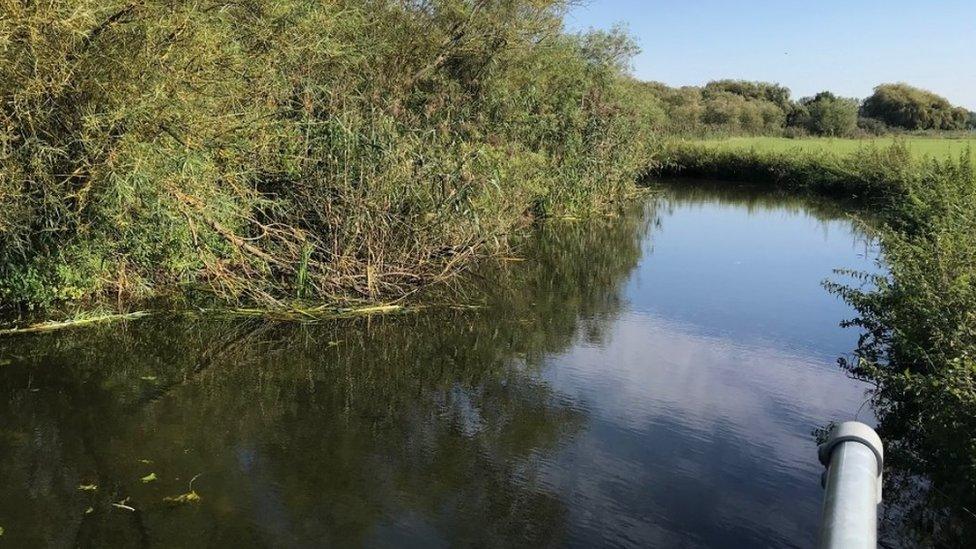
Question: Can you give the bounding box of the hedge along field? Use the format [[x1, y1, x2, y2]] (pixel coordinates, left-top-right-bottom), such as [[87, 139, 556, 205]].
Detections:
[[0, 0, 656, 313], [686, 136, 976, 160]]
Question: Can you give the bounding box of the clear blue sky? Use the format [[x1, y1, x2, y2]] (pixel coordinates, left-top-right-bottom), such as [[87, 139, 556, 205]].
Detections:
[[565, 0, 976, 109]]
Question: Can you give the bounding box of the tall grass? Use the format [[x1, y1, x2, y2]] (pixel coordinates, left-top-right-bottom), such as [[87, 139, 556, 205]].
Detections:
[[656, 139, 920, 201], [686, 136, 976, 159], [0, 0, 655, 312]]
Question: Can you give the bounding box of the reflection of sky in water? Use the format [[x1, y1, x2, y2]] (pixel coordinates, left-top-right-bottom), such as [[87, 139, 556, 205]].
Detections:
[[628, 198, 880, 359], [535, 197, 878, 548]]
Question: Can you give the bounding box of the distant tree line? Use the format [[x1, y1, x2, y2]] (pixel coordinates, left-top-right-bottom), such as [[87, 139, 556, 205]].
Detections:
[[627, 79, 976, 137]]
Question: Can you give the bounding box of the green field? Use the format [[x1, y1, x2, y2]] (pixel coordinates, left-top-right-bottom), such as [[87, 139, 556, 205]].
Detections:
[[690, 136, 976, 159]]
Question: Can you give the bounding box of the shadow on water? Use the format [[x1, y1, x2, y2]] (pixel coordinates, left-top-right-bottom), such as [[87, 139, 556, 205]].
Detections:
[[0, 206, 650, 547]]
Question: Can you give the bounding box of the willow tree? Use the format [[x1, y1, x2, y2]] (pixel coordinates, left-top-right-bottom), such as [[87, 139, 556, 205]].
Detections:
[[0, 0, 654, 310], [862, 83, 969, 131]]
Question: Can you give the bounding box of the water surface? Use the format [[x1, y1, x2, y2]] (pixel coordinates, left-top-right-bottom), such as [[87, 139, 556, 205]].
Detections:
[[0, 183, 880, 547]]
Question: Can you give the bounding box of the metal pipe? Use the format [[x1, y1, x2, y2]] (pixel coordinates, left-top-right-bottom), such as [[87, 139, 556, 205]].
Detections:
[[817, 421, 884, 549]]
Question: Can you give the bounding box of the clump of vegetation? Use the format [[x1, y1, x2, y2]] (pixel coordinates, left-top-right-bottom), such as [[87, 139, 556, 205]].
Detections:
[[0, 0, 655, 313], [862, 83, 972, 131], [857, 116, 891, 136], [703, 80, 793, 111], [791, 92, 860, 137], [673, 136, 976, 160], [656, 139, 917, 199], [829, 153, 976, 546], [629, 79, 791, 136]]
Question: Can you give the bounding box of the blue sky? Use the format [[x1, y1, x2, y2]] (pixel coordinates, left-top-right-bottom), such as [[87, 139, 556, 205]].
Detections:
[[565, 0, 976, 109]]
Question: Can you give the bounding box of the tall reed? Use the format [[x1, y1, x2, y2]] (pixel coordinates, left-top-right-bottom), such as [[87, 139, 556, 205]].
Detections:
[[0, 0, 656, 311]]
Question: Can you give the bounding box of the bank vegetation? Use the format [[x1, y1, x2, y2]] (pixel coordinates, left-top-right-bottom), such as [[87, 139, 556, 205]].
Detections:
[[0, 0, 655, 313], [630, 79, 975, 138]]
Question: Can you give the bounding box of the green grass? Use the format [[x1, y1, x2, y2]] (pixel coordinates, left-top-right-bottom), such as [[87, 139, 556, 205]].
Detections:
[[688, 136, 976, 159]]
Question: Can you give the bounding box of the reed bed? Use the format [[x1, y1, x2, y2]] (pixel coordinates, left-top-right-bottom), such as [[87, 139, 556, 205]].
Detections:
[[0, 0, 656, 314]]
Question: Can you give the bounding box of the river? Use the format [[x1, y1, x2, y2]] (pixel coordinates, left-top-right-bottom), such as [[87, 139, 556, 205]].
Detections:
[[0, 182, 882, 547]]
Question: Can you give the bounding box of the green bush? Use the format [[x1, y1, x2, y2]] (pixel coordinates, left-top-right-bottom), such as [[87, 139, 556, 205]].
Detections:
[[830, 154, 976, 545], [702, 80, 792, 111], [862, 83, 970, 131], [799, 92, 859, 137], [0, 0, 655, 311], [857, 116, 891, 136], [632, 79, 798, 136]]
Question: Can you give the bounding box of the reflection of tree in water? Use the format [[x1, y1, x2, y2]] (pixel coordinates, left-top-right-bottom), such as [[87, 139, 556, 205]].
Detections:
[[651, 178, 876, 224], [0, 202, 651, 547], [470, 199, 652, 350]]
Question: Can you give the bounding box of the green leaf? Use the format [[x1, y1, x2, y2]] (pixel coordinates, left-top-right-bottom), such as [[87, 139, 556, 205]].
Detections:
[[78, 484, 98, 492], [163, 490, 201, 505], [140, 472, 158, 483]]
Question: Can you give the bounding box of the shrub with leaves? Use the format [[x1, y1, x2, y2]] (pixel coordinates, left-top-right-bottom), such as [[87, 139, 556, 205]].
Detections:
[[0, 0, 656, 310], [830, 154, 976, 546]]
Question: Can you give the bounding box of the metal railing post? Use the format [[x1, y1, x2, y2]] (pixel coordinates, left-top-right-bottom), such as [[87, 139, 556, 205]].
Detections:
[[817, 421, 884, 549]]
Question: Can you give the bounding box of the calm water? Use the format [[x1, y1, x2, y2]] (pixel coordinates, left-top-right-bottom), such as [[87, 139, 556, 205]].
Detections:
[[0, 184, 881, 548]]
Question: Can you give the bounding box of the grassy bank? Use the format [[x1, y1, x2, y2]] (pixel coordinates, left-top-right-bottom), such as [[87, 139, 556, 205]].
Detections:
[[0, 1, 654, 317], [657, 139, 924, 202], [660, 140, 976, 545], [688, 136, 976, 159]]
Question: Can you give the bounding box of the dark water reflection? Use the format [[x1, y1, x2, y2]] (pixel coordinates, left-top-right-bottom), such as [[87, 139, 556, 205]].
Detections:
[[0, 183, 880, 547]]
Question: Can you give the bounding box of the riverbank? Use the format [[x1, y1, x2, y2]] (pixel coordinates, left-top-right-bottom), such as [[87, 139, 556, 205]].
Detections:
[[656, 139, 965, 201], [658, 140, 976, 545], [682, 136, 976, 160]]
